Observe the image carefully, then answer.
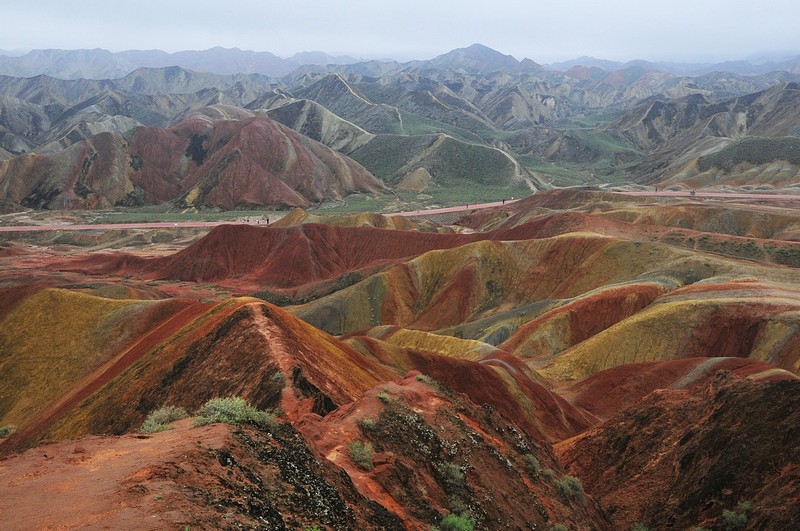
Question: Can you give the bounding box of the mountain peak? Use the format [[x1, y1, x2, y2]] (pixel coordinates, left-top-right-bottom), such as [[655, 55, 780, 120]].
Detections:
[[429, 43, 521, 72]]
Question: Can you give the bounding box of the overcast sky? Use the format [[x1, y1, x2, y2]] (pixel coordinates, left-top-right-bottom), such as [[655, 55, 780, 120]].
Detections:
[[3, 0, 799, 63]]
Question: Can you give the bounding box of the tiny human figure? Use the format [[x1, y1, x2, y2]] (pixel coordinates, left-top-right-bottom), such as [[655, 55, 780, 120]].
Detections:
[[502, 199, 505, 205]]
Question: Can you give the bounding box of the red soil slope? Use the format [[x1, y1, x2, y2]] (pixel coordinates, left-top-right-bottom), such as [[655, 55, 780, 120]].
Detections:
[[58, 223, 480, 291], [559, 357, 796, 420], [558, 375, 800, 530], [297, 372, 609, 529]]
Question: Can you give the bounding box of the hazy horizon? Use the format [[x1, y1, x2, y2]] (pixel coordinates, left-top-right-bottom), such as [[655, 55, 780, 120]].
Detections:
[[3, 0, 800, 64]]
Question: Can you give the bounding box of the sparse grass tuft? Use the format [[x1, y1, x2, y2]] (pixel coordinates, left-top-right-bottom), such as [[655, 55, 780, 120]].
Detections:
[[193, 397, 277, 429], [415, 373, 447, 393], [377, 391, 391, 403], [523, 454, 541, 477], [347, 440, 375, 471], [722, 500, 752, 530], [437, 462, 467, 489], [438, 512, 476, 531], [140, 405, 188, 433], [722, 510, 747, 530], [357, 417, 377, 431], [555, 475, 585, 502]]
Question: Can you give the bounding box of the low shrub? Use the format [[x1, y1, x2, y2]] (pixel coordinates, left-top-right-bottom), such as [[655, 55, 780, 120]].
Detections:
[[193, 397, 276, 429], [377, 392, 391, 403], [415, 373, 445, 392], [722, 500, 751, 530], [0, 425, 13, 438], [556, 475, 585, 502], [437, 462, 467, 489], [348, 440, 375, 471], [140, 405, 188, 433], [439, 512, 476, 531], [357, 417, 377, 431], [722, 510, 747, 530], [523, 454, 541, 477]]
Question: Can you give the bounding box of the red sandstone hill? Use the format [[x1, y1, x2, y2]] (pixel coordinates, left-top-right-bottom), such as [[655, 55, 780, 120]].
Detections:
[[58, 223, 481, 293], [0, 114, 386, 210]]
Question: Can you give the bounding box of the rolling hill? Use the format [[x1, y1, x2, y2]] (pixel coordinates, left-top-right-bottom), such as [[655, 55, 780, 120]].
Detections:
[[2, 189, 800, 528], [0, 113, 386, 209]]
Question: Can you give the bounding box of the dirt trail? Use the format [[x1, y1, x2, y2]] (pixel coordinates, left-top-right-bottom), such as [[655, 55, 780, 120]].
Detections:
[[0, 421, 232, 530]]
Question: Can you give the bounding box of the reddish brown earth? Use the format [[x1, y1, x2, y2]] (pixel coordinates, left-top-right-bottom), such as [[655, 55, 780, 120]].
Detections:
[[557, 374, 800, 530], [0, 298, 398, 454], [558, 357, 796, 420], [295, 372, 609, 530], [0, 420, 403, 530], [56, 223, 483, 293]]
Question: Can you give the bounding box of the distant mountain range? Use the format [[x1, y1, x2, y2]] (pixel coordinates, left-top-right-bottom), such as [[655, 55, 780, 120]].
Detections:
[[1, 43, 800, 210], [0, 47, 363, 79], [1, 44, 799, 80], [547, 55, 800, 76]]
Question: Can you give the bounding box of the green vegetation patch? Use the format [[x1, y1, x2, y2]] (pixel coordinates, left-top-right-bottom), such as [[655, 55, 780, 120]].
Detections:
[[347, 440, 375, 471], [555, 475, 585, 502], [431, 136, 518, 186], [350, 133, 521, 187], [438, 512, 476, 531], [721, 500, 752, 530], [697, 137, 800, 172], [349, 134, 437, 179], [193, 396, 277, 429], [140, 405, 188, 433], [523, 453, 541, 477]]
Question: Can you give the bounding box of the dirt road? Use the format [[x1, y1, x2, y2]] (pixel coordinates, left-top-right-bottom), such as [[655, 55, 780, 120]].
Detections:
[[1, 191, 797, 233]]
